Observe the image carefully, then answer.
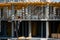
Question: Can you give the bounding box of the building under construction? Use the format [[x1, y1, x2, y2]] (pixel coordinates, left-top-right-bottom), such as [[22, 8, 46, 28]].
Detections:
[[0, 0, 60, 40]]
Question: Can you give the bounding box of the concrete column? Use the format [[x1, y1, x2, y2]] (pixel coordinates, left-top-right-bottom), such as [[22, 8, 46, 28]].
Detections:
[[45, 4, 49, 38], [11, 21, 14, 37], [29, 21, 31, 37], [41, 22, 43, 37], [46, 22, 49, 38]]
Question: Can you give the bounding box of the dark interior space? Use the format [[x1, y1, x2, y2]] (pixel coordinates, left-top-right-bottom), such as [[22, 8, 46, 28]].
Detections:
[[49, 21, 60, 38], [18, 21, 29, 37], [0, 21, 11, 37], [0, 21, 46, 38], [31, 21, 46, 38]]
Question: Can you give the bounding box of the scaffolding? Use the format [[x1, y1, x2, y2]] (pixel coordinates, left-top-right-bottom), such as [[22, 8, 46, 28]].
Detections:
[[0, 1, 60, 40]]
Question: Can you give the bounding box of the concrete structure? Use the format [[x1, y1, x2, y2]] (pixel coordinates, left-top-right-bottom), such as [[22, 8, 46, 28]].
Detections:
[[0, 0, 60, 40]]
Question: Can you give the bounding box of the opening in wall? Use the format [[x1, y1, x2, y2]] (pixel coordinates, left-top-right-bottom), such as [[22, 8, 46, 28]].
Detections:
[[31, 21, 46, 38], [49, 21, 60, 38], [0, 21, 11, 37], [18, 21, 46, 38], [18, 21, 29, 37]]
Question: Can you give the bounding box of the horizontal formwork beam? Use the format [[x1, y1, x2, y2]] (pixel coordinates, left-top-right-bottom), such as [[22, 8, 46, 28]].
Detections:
[[0, 2, 60, 9]]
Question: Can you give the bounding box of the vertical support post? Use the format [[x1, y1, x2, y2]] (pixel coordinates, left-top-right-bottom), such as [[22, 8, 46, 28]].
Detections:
[[11, 21, 14, 37], [11, 4, 15, 38], [29, 21, 31, 37], [22, 7, 25, 19], [45, 4, 49, 19], [29, 6, 31, 19], [46, 22, 49, 38], [45, 4, 49, 39], [17, 10, 20, 17], [11, 4, 15, 20], [7, 7, 9, 18], [42, 6, 43, 19], [8, 10, 11, 18], [53, 7, 56, 19], [53, 7, 56, 15], [25, 7, 28, 19], [4, 7, 8, 19], [41, 22, 43, 37]]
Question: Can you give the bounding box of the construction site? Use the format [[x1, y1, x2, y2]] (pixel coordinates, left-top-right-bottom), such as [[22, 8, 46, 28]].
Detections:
[[0, 0, 60, 40]]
